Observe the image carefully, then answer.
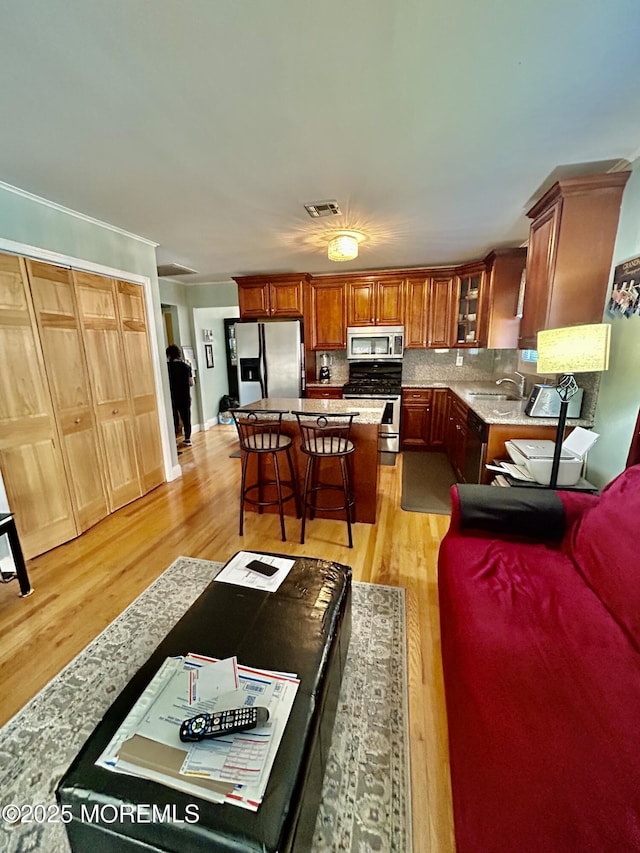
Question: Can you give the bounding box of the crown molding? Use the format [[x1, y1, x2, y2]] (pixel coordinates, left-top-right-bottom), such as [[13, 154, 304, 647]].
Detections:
[[0, 180, 158, 247]]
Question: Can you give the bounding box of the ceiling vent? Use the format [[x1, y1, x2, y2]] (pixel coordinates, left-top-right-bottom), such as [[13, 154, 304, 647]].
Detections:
[[304, 200, 342, 218], [156, 263, 198, 278]]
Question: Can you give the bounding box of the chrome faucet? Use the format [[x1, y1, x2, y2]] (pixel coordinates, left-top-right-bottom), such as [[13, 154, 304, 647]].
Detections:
[[496, 371, 526, 398]]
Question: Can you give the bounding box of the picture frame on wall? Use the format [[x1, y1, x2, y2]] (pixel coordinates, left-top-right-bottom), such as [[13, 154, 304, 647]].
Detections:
[[205, 343, 214, 368]]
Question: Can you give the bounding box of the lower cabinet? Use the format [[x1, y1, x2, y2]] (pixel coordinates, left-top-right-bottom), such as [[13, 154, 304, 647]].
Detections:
[[401, 388, 432, 449], [447, 395, 468, 481], [306, 387, 343, 400], [401, 387, 450, 450]]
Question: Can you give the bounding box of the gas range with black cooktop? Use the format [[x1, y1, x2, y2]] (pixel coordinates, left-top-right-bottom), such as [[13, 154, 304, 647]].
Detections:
[[342, 361, 402, 453]]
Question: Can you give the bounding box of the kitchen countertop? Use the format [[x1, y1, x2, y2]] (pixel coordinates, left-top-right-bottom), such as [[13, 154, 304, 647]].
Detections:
[[304, 380, 594, 428], [403, 380, 594, 428], [238, 396, 386, 425]]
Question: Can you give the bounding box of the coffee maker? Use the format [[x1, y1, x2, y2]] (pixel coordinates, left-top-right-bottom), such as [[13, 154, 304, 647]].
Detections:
[[319, 352, 331, 384]]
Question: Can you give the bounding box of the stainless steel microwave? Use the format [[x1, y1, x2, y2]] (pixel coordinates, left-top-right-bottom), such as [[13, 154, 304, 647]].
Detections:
[[346, 326, 404, 360]]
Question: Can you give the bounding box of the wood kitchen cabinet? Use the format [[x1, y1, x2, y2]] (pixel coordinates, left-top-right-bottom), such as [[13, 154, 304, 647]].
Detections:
[[307, 277, 347, 349], [427, 275, 458, 347], [518, 172, 629, 349], [401, 388, 433, 449], [234, 274, 309, 319], [405, 276, 429, 348], [347, 275, 405, 326], [400, 386, 449, 449], [447, 393, 468, 481], [455, 264, 486, 347], [306, 386, 344, 400], [429, 388, 450, 448], [484, 248, 527, 348]]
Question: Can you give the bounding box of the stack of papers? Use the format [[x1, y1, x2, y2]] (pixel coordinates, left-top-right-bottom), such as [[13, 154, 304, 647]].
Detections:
[[486, 460, 536, 482], [215, 550, 295, 593], [96, 654, 299, 811]]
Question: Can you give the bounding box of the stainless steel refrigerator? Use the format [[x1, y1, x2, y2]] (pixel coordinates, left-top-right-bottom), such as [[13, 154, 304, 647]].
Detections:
[[235, 319, 305, 405]]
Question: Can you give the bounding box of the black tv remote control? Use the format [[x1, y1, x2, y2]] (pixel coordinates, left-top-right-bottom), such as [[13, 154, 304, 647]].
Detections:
[[179, 706, 269, 742]]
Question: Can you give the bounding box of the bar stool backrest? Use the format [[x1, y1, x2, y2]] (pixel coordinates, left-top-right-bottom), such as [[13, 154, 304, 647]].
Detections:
[[293, 411, 358, 456], [230, 409, 288, 451]]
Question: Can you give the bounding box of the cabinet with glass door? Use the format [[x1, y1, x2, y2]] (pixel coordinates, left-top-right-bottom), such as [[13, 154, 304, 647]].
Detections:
[[455, 266, 485, 347]]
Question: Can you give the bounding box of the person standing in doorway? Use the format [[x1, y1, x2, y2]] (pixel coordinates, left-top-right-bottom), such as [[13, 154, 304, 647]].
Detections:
[[166, 344, 194, 446]]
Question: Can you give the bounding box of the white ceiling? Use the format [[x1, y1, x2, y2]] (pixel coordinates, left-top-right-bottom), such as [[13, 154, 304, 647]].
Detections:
[[1, 0, 640, 283]]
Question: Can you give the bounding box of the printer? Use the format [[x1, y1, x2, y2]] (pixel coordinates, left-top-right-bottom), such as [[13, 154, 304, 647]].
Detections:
[[505, 427, 599, 486]]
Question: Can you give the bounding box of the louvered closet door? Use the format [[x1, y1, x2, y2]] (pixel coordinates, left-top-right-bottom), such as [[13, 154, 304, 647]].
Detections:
[[74, 271, 142, 512], [116, 280, 164, 492], [0, 253, 77, 557], [27, 260, 109, 532]]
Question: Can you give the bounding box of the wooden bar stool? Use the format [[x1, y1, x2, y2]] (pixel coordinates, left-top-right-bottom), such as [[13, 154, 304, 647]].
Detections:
[[293, 411, 358, 548], [230, 409, 300, 542]]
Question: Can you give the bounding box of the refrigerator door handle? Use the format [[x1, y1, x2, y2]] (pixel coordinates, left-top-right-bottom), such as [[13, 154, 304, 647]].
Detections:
[[259, 324, 267, 398]]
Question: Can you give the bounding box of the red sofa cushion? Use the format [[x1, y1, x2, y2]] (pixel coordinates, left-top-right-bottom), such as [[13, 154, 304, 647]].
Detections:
[[564, 464, 640, 644], [439, 520, 640, 852]]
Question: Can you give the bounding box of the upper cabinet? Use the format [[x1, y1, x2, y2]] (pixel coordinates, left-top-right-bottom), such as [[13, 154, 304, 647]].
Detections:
[[518, 172, 630, 349], [427, 275, 457, 347], [347, 276, 405, 326], [454, 264, 486, 348], [483, 248, 527, 349], [405, 275, 430, 348], [307, 277, 347, 350], [234, 274, 308, 318]]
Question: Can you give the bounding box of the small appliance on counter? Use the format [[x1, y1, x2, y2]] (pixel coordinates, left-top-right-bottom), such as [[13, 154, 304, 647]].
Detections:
[[525, 384, 584, 418], [505, 428, 599, 486], [319, 352, 331, 384]]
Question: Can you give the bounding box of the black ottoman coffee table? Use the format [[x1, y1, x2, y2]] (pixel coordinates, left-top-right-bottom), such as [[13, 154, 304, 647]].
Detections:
[[56, 554, 352, 853]]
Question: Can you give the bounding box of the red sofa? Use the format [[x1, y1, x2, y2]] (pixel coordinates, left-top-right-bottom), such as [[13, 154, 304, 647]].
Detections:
[[438, 465, 640, 852]]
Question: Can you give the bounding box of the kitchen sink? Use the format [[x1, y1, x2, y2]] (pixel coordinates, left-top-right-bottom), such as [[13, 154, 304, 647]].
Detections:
[[467, 392, 521, 401]]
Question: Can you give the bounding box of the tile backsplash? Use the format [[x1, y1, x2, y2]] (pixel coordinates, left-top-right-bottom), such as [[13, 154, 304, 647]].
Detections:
[[319, 348, 599, 422], [402, 348, 518, 381]]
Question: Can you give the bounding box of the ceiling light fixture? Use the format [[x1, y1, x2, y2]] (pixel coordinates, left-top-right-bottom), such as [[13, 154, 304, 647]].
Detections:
[[327, 231, 364, 262]]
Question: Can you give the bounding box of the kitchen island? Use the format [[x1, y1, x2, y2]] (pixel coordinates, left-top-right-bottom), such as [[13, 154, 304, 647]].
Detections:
[[235, 397, 386, 524]]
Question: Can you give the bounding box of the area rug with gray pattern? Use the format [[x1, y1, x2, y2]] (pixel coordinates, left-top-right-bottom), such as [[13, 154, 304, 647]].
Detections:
[[0, 557, 411, 853]]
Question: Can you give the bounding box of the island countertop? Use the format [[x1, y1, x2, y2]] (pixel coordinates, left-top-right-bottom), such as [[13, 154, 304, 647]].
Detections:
[[237, 396, 386, 425], [234, 396, 383, 525]]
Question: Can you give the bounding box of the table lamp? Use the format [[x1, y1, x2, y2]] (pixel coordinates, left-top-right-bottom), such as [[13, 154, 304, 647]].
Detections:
[[536, 323, 610, 489]]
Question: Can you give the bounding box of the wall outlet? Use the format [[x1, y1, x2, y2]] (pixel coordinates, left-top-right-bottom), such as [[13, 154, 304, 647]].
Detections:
[[456, 352, 464, 367]]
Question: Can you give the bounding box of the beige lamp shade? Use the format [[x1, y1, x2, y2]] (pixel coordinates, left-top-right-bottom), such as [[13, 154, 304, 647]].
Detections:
[[536, 323, 611, 374]]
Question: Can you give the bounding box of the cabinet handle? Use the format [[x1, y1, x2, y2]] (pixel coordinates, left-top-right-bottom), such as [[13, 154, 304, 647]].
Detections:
[[112, 408, 119, 414], [74, 418, 81, 424]]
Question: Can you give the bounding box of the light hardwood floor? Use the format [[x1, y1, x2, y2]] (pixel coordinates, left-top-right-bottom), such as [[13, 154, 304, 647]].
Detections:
[[0, 425, 455, 853]]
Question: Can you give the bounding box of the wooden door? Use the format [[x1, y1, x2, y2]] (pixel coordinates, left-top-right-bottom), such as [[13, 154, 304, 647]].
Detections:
[[269, 278, 304, 317], [518, 202, 560, 348], [429, 388, 450, 448], [375, 278, 405, 325], [401, 389, 432, 449], [237, 281, 271, 318], [427, 276, 457, 347], [74, 271, 142, 512], [348, 280, 376, 326], [116, 280, 165, 493], [405, 277, 429, 348], [308, 279, 347, 349], [0, 253, 77, 557], [27, 260, 109, 532]]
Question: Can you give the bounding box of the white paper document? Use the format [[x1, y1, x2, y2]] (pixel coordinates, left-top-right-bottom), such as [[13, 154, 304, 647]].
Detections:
[[214, 550, 295, 593], [96, 653, 299, 811]]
